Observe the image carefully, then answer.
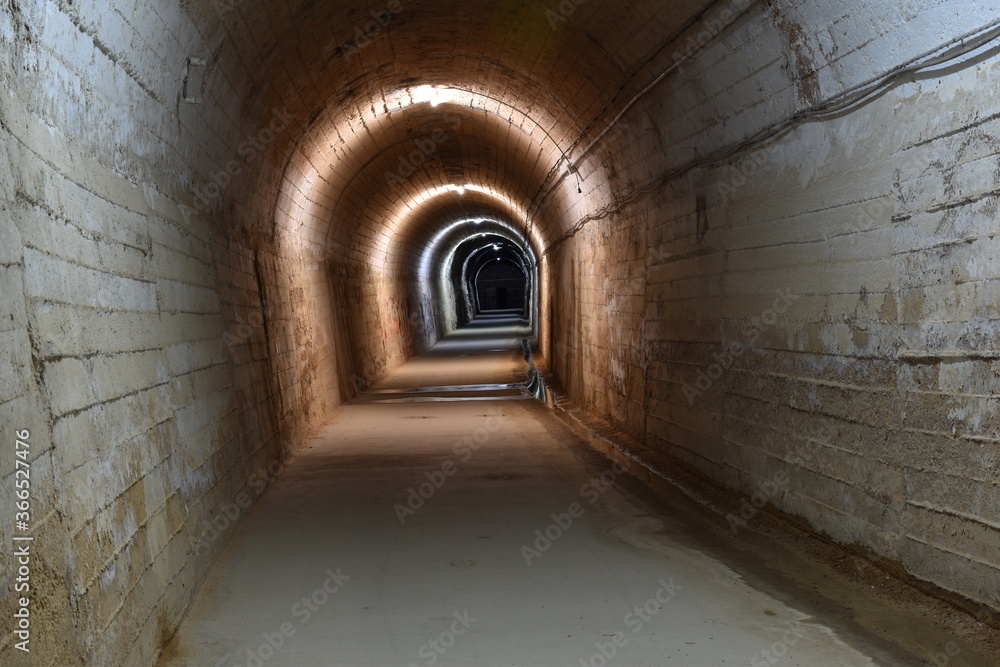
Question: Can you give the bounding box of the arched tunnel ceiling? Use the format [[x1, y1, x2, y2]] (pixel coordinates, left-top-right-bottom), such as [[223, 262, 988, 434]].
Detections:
[[198, 0, 718, 268], [293, 98, 559, 267], [396, 196, 538, 274]]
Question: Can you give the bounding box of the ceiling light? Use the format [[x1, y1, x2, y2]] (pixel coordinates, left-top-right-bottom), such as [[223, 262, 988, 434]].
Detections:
[[413, 85, 435, 104], [412, 85, 458, 108]]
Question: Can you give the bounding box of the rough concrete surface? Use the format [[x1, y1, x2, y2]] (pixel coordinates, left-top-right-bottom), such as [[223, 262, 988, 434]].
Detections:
[[1, 0, 998, 665], [160, 334, 978, 667]]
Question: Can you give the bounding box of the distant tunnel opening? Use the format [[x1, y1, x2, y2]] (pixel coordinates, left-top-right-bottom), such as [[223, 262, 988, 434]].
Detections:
[[421, 221, 540, 340], [475, 259, 526, 312]]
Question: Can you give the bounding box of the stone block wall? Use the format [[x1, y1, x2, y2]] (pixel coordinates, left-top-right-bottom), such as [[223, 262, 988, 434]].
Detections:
[[548, 0, 1000, 611]]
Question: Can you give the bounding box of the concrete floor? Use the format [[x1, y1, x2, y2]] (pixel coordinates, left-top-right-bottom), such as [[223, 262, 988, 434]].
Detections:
[[159, 320, 967, 667]]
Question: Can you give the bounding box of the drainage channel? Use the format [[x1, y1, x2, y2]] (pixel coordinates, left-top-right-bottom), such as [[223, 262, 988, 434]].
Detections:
[[521, 338, 551, 405], [353, 341, 549, 404], [354, 382, 533, 404], [362, 383, 525, 394]]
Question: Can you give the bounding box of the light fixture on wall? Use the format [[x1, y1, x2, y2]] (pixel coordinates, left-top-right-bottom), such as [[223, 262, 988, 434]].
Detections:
[[567, 162, 582, 193], [183, 57, 206, 104]]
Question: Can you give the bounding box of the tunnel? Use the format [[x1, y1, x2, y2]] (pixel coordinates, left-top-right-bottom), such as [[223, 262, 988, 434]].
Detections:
[[2, 0, 1000, 665], [469, 246, 530, 315]]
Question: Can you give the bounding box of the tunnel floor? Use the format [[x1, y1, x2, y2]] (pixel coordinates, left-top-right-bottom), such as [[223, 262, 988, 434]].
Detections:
[[158, 321, 975, 667]]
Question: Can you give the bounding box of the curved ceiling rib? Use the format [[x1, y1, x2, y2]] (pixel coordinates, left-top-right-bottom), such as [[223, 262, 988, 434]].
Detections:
[[279, 88, 570, 271], [199, 0, 717, 277]]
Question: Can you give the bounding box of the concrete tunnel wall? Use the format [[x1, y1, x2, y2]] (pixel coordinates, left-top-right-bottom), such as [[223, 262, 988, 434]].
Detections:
[[0, 0, 998, 664]]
